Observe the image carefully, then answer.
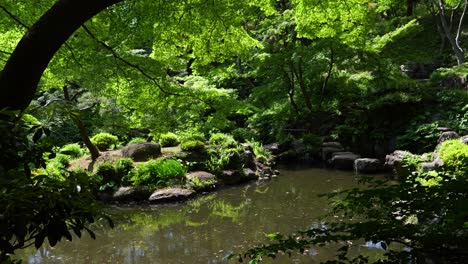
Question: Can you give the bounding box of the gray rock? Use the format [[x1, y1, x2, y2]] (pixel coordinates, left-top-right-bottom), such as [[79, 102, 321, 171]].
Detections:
[[227, 152, 242, 169], [322, 142, 343, 149], [321, 146, 345, 161], [149, 188, 195, 203], [240, 143, 253, 152], [330, 153, 361, 170], [354, 158, 382, 174], [461, 135, 468, 145], [186, 171, 216, 181], [264, 143, 280, 155], [241, 150, 256, 169], [243, 168, 257, 180], [113, 186, 152, 202], [384, 150, 411, 176], [121, 142, 161, 162], [421, 158, 444, 172], [219, 170, 243, 185], [438, 131, 459, 144]]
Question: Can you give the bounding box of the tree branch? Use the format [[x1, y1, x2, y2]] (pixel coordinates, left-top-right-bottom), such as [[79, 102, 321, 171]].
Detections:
[[81, 24, 180, 96]]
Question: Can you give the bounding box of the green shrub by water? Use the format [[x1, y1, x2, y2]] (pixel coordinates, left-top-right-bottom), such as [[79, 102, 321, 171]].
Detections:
[[128, 137, 146, 145], [116, 158, 135, 185], [159, 132, 180, 147], [132, 159, 186, 187], [181, 140, 205, 152], [59, 143, 84, 158], [209, 132, 237, 148], [91, 132, 119, 151], [439, 139, 468, 178]]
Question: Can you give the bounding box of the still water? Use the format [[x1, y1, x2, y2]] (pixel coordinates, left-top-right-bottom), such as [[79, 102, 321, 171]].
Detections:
[[18, 167, 375, 263]]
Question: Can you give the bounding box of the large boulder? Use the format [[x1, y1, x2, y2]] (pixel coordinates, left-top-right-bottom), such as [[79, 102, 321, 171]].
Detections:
[[240, 150, 256, 169], [113, 186, 152, 202], [461, 135, 468, 145], [384, 150, 411, 176], [218, 170, 243, 185], [149, 188, 195, 203], [243, 168, 257, 180], [354, 158, 382, 174], [330, 152, 361, 170], [321, 142, 344, 161], [438, 131, 459, 144], [421, 158, 444, 172], [121, 142, 161, 162], [263, 143, 280, 155]]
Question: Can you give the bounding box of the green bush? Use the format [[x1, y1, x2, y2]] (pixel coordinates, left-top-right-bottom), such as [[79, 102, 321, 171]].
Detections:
[[116, 158, 135, 185], [95, 162, 120, 191], [302, 133, 322, 155], [178, 130, 206, 143], [132, 159, 186, 187], [181, 140, 205, 152], [159, 132, 180, 147], [128, 137, 146, 145], [91, 132, 119, 151], [209, 132, 237, 148], [248, 140, 272, 162], [45, 154, 71, 178], [59, 143, 84, 158], [439, 139, 468, 177], [232, 127, 257, 143]]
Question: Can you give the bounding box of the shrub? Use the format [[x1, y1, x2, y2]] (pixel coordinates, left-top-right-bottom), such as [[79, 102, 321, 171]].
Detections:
[[181, 140, 205, 152], [45, 154, 71, 178], [232, 127, 257, 143], [302, 133, 322, 155], [91, 132, 119, 151], [178, 130, 206, 143], [59, 143, 84, 158], [116, 158, 135, 185], [439, 139, 468, 178], [128, 137, 146, 145], [209, 132, 237, 148], [159, 132, 180, 147], [248, 140, 272, 162], [132, 159, 186, 187], [95, 162, 120, 191]]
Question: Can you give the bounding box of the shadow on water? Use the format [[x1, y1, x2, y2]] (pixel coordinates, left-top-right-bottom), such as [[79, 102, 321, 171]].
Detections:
[[17, 166, 386, 263]]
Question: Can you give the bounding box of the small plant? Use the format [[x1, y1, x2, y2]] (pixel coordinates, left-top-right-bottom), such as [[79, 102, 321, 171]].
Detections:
[[401, 153, 422, 176], [128, 137, 146, 145], [91, 132, 119, 151], [45, 154, 71, 178], [209, 132, 237, 148], [95, 162, 119, 191], [116, 158, 135, 185], [159, 132, 180, 147], [181, 140, 205, 152], [178, 130, 206, 143], [248, 140, 272, 162], [59, 143, 84, 158], [187, 177, 217, 191], [132, 159, 186, 187], [439, 139, 468, 178]]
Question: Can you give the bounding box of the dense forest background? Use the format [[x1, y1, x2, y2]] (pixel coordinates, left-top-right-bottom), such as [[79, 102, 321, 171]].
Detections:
[[0, 0, 467, 263]]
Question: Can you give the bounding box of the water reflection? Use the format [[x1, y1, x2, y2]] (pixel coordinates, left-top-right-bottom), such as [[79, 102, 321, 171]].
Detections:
[[17, 168, 366, 263]]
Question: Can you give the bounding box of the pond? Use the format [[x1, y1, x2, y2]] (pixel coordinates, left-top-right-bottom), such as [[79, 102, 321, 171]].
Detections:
[[17, 166, 381, 263]]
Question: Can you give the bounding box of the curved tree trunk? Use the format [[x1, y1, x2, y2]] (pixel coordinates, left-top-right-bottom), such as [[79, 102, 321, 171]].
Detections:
[[0, 0, 122, 111]]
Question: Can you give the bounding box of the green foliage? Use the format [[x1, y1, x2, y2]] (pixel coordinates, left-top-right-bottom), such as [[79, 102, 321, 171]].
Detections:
[[131, 159, 186, 188], [95, 162, 119, 191], [248, 140, 272, 162], [0, 111, 112, 262], [439, 139, 468, 177], [115, 158, 135, 186], [45, 154, 71, 178], [302, 133, 322, 155], [209, 132, 238, 148], [59, 143, 84, 158], [231, 127, 258, 143], [90, 132, 118, 151], [178, 130, 206, 143], [181, 140, 205, 152], [186, 177, 217, 191], [431, 63, 468, 88], [159, 132, 180, 147], [127, 137, 146, 145], [400, 152, 422, 177], [207, 149, 233, 175]]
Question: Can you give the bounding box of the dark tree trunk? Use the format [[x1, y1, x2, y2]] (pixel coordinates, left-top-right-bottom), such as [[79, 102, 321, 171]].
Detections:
[[63, 85, 100, 161], [406, 0, 415, 16], [0, 0, 122, 111]]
